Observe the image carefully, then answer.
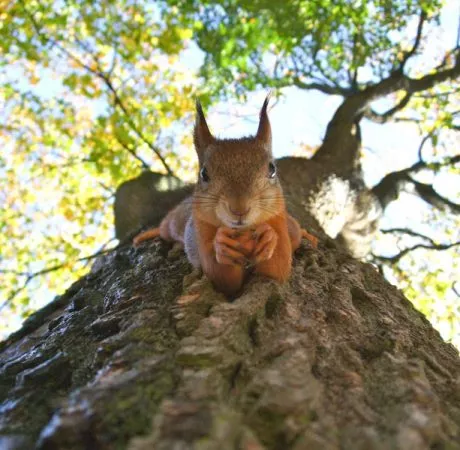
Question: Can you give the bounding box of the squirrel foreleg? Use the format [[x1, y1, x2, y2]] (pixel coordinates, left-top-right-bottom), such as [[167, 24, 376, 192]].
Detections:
[[196, 222, 246, 296], [253, 215, 292, 283], [133, 228, 161, 246]]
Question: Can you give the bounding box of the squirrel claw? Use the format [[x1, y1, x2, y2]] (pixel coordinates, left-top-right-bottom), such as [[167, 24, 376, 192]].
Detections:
[[214, 227, 248, 266], [301, 229, 318, 248], [214, 226, 257, 266], [252, 223, 278, 263], [215, 251, 246, 267]]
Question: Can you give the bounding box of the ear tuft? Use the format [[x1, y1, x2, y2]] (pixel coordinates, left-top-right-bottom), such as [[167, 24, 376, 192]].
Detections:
[[194, 99, 214, 163], [256, 93, 272, 152]]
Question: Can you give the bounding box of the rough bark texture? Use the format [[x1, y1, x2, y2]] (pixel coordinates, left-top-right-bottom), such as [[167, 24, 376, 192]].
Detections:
[[2, 24, 459, 445], [1, 198, 460, 449], [114, 172, 194, 241]]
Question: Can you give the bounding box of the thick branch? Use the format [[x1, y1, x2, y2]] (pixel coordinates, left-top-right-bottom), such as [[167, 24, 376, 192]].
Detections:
[[295, 8, 455, 132], [404, 57, 460, 93], [320, 47, 460, 148], [410, 178, 460, 214], [363, 93, 413, 123], [372, 147, 460, 210]]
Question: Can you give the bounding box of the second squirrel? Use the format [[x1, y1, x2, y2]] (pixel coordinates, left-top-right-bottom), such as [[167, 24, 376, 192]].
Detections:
[[134, 97, 317, 296]]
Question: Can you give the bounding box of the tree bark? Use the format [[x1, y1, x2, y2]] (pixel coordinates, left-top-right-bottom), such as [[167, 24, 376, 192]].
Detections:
[[1, 198, 460, 449]]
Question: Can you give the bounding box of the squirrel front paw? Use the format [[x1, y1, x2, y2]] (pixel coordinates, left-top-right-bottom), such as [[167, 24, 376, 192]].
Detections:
[[252, 223, 278, 264], [214, 227, 253, 267]]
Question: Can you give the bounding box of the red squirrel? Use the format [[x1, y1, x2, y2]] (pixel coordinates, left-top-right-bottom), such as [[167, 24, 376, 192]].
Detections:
[[134, 97, 317, 296]]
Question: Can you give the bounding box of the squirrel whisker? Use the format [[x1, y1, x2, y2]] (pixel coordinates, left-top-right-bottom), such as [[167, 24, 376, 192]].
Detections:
[[131, 96, 313, 297]]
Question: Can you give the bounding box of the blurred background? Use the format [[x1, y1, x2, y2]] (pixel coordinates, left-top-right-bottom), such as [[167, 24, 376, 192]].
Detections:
[[1, 1, 459, 345]]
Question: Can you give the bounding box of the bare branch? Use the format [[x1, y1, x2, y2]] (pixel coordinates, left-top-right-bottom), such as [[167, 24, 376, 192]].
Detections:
[[373, 240, 460, 264], [97, 181, 116, 197], [453, 282, 460, 298], [328, 47, 460, 131], [410, 178, 460, 214], [400, 10, 427, 70], [97, 72, 174, 176], [291, 77, 350, 96], [363, 49, 459, 124], [114, 134, 151, 170], [371, 136, 460, 210], [108, 45, 119, 77], [405, 54, 460, 93], [347, 33, 359, 90], [380, 228, 436, 246], [363, 93, 413, 123], [393, 151, 458, 180], [392, 117, 424, 124], [457, 10, 460, 48], [417, 133, 432, 161]]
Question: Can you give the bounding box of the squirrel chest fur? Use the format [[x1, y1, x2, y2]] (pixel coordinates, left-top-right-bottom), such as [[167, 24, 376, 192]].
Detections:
[[134, 97, 316, 296]]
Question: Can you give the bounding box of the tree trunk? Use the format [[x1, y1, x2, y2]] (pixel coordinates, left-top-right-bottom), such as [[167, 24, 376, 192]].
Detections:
[[1, 193, 459, 449]]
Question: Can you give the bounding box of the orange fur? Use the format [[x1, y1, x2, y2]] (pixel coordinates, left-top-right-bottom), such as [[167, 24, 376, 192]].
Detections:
[[286, 214, 318, 249], [301, 228, 318, 248], [254, 213, 292, 282], [195, 219, 245, 296], [131, 97, 318, 296], [133, 228, 161, 246]]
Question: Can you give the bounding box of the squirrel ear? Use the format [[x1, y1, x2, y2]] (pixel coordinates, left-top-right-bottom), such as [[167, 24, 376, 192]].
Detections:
[[256, 94, 272, 152], [194, 100, 214, 162]]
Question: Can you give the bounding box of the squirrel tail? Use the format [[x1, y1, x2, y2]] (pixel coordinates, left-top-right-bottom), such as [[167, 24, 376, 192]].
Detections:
[[301, 229, 318, 248], [133, 228, 161, 247]]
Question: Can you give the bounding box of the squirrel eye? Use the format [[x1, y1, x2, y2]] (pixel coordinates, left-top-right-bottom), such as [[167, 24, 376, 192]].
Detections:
[[200, 166, 210, 183], [268, 161, 277, 179]]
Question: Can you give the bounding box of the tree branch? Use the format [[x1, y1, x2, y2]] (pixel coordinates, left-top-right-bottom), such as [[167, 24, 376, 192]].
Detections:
[[380, 227, 436, 246], [95, 72, 175, 176], [410, 178, 460, 214], [114, 134, 151, 170], [325, 46, 460, 132], [292, 77, 352, 96], [405, 55, 460, 93], [417, 133, 432, 161], [20, 0, 175, 177], [0, 246, 117, 312], [400, 10, 427, 70], [371, 137, 460, 210], [373, 240, 460, 264], [363, 93, 413, 123], [453, 282, 460, 298]]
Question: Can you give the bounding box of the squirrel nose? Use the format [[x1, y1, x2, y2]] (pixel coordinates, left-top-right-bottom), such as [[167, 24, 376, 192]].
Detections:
[[229, 206, 250, 217]]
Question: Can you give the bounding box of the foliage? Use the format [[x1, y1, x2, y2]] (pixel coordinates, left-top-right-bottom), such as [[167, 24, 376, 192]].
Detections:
[[1, 0, 459, 346], [160, 0, 460, 345], [163, 0, 443, 94], [0, 0, 198, 330]]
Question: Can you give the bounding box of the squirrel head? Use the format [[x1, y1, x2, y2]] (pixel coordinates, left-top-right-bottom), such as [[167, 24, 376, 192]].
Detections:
[[193, 96, 284, 229]]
